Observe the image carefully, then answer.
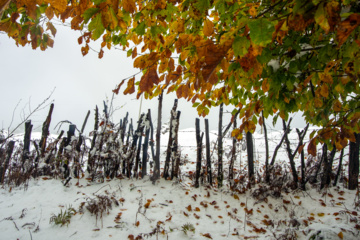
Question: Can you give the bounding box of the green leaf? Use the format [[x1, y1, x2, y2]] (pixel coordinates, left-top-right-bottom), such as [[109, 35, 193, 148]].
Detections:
[[192, 102, 200, 108], [83, 8, 100, 24], [314, 3, 330, 33], [248, 18, 275, 47], [194, 0, 210, 13], [233, 36, 250, 57], [88, 13, 105, 40], [134, 22, 146, 35]]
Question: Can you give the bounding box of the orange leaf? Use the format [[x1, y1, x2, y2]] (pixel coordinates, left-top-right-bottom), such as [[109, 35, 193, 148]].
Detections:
[[123, 77, 135, 95], [338, 232, 343, 239], [135, 221, 140, 227], [186, 205, 192, 211]]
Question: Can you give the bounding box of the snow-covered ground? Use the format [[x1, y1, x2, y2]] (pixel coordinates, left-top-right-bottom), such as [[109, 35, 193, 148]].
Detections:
[[0, 128, 359, 239]]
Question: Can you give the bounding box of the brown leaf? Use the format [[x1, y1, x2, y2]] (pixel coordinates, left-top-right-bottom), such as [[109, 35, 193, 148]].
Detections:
[[122, 0, 136, 13], [337, 13, 360, 47], [308, 138, 317, 156], [139, 66, 159, 93], [201, 233, 212, 239], [112, 79, 125, 94], [45, 0, 67, 13], [203, 19, 214, 37]]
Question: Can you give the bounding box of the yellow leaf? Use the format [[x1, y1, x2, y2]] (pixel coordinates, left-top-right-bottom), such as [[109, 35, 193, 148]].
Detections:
[[44, 0, 67, 13], [319, 73, 333, 84], [338, 232, 343, 239], [317, 213, 325, 217], [203, 19, 214, 37], [249, 6, 257, 17], [314, 98, 323, 108]]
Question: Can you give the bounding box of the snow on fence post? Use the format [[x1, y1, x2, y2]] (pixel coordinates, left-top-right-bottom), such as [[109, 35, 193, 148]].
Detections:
[[134, 114, 145, 178], [229, 116, 237, 185], [171, 110, 181, 180], [163, 99, 178, 180], [0, 140, 15, 184], [205, 119, 212, 186], [88, 106, 99, 175], [141, 110, 151, 178], [39, 103, 54, 157], [152, 93, 163, 183]]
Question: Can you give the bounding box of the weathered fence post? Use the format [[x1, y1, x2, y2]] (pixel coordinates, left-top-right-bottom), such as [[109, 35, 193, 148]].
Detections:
[[163, 99, 178, 180], [195, 118, 203, 188], [152, 93, 162, 182], [205, 119, 212, 185], [22, 120, 33, 166], [39, 103, 54, 157], [142, 110, 151, 178], [171, 111, 181, 179], [218, 103, 223, 188], [246, 131, 254, 185], [0, 141, 15, 183], [348, 133, 360, 190]]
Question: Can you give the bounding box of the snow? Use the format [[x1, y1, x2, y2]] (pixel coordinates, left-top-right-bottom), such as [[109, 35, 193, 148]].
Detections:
[[0, 129, 359, 240]]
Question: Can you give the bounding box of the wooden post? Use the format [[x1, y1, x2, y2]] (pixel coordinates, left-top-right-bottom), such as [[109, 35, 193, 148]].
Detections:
[[171, 111, 181, 179], [218, 103, 223, 188], [142, 110, 151, 178], [22, 120, 33, 165], [205, 119, 212, 185], [152, 93, 162, 182], [39, 103, 54, 157], [348, 133, 360, 190], [246, 131, 254, 185], [0, 141, 15, 183], [163, 99, 178, 180], [229, 116, 237, 184], [195, 118, 202, 188]]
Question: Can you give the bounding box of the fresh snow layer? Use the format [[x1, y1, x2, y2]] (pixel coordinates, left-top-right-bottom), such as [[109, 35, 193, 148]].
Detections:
[[1, 128, 359, 239]]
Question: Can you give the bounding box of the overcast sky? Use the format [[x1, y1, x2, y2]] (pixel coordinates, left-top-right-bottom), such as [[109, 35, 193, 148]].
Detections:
[[0, 23, 306, 137]]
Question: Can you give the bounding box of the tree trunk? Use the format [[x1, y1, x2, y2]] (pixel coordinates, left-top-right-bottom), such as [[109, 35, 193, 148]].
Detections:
[[348, 133, 360, 190], [218, 103, 224, 188], [296, 128, 306, 190], [246, 131, 254, 185], [205, 119, 212, 186]]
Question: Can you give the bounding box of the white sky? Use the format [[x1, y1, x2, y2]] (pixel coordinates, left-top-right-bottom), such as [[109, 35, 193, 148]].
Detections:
[[0, 23, 306, 137]]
